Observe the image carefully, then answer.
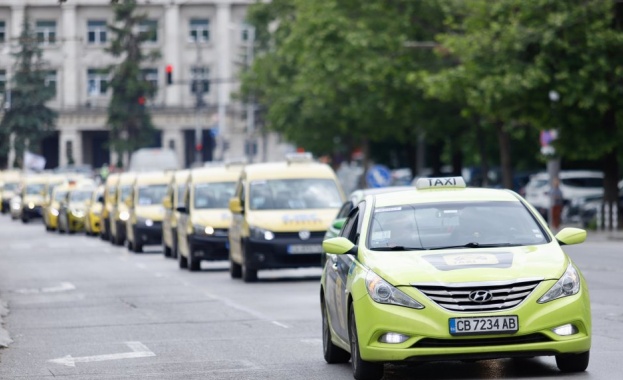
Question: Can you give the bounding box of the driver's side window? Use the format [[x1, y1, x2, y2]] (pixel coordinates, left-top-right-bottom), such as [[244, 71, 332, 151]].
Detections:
[[340, 207, 360, 244]]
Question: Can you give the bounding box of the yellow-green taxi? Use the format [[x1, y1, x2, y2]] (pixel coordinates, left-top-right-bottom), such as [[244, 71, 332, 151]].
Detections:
[[85, 185, 105, 236], [126, 172, 169, 253], [162, 169, 190, 259], [110, 172, 136, 246], [321, 177, 591, 380], [58, 181, 96, 234], [1, 170, 21, 214], [176, 164, 242, 271], [229, 153, 345, 282], [19, 174, 49, 223]]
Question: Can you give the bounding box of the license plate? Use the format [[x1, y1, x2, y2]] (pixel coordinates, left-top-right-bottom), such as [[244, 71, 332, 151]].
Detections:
[[449, 316, 518, 335], [287, 244, 323, 254]]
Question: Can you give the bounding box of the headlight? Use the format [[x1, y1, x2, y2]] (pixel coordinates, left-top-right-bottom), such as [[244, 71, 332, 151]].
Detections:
[[138, 217, 154, 227], [28, 202, 35, 209], [50, 208, 59, 216], [538, 263, 581, 303], [365, 270, 424, 309], [119, 211, 130, 221], [71, 209, 85, 218], [193, 224, 214, 235], [249, 226, 275, 241]]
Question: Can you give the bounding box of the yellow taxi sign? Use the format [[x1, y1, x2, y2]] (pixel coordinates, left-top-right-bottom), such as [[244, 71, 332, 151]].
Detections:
[[415, 176, 466, 190]]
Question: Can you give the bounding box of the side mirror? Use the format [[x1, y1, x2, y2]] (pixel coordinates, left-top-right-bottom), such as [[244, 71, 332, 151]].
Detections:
[[229, 198, 243, 214], [555, 227, 587, 245], [322, 237, 357, 255], [332, 218, 346, 231], [163, 197, 172, 209], [176, 206, 187, 214]]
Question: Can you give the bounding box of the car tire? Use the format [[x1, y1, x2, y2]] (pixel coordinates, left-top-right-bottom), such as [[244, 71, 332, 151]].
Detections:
[[163, 239, 172, 258], [556, 351, 589, 372], [178, 250, 188, 269], [241, 243, 257, 282], [188, 241, 201, 271], [322, 298, 350, 364], [132, 228, 143, 253], [349, 307, 383, 380], [171, 232, 178, 259], [230, 259, 242, 279], [21, 214, 29, 224]]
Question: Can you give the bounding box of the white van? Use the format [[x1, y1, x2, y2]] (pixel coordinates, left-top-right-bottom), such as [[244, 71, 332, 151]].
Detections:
[[128, 148, 179, 172]]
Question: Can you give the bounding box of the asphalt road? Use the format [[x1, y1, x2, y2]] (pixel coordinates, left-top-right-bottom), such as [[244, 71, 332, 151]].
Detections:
[[0, 215, 622, 380]]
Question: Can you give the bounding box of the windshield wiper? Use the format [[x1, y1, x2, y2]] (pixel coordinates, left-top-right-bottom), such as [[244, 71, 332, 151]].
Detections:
[[370, 246, 426, 251], [427, 242, 522, 250]]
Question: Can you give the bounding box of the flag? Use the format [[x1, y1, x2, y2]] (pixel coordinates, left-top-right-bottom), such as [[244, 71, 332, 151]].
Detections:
[[23, 151, 46, 171]]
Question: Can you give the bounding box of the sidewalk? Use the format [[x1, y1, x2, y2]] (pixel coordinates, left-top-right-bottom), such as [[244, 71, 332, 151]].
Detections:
[[0, 300, 11, 348]]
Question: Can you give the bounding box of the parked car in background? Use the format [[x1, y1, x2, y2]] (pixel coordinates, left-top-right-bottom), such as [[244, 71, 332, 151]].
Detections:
[[524, 170, 603, 220]]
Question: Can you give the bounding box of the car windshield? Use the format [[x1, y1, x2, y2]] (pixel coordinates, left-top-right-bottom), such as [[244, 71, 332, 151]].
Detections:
[[119, 185, 132, 203], [562, 177, 603, 188], [367, 201, 549, 251], [3, 182, 19, 191], [54, 191, 67, 202], [137, 184, 167, 206], [25, 184, 45, 195], [194, 182, 235, 209], [249, 178, 343, 210], [70, 190, 92, 202]]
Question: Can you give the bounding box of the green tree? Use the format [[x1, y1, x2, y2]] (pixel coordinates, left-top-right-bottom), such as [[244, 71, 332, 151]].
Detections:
[[106, 0, 160, 168], [0, 15, 56, 168]]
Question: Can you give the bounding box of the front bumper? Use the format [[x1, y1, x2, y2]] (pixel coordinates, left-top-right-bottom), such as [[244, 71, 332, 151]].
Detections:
[[23, 206, 43, 218], [244, 234, 324, 270], [89, 214, 102, 234], [352, 283, 591, 363], [189, 234, 229, 261], [134, 223, 163, 245], [68, 214, 86, 232]]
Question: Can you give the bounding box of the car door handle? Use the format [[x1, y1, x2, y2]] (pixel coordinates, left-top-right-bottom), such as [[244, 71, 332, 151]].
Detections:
[[332, 263, 339, 271]]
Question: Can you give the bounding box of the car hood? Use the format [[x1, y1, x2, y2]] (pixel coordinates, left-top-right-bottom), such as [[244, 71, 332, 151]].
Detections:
[[363, 243, 568, 286], [247, 209, 337, 232], [192, 209, 231, 228], [135, 205, 166, 221]]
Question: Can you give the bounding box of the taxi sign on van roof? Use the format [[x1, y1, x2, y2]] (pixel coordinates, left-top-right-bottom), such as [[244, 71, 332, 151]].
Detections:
[[285, 152, 314, 164], [415, 176, 466, 190]]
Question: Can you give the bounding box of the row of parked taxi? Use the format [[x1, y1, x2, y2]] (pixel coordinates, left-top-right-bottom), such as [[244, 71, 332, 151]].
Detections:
[[0, 153, 348, 282]]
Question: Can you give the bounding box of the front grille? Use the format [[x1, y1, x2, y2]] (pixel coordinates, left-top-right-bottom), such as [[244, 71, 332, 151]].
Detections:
[[414, 280, 541, 312], [272, 231, 325, 239], [412, 333, 551, 348]]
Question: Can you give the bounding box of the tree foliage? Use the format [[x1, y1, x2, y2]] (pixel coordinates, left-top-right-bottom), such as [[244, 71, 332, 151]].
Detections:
[[0, 15, 56, 167], [106, 0, 160, 167]]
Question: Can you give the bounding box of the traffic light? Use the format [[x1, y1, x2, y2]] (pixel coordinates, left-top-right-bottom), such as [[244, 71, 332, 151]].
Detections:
[[166, 65, 173, 85]]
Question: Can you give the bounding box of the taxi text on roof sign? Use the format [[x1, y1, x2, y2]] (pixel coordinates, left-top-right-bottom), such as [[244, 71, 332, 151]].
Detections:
[[415, 176, 466, 190]]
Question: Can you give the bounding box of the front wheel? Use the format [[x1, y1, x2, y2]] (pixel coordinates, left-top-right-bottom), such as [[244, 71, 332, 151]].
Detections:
[[349, 307, 383, 380], [322, 299, 350, 364], [178, 250, 188, 269], [132, 227, 143, 253], [556, 351, 589, 372], [230, 259, 242, 279], [188, 241, 201, 271]]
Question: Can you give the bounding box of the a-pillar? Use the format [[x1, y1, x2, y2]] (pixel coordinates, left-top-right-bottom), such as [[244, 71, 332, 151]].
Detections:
[[161, 129, 184, 169], [59, 130, 83, 167]]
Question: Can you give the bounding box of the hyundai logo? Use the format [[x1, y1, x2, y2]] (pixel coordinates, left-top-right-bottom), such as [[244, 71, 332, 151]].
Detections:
[[299, 230, 311, 240], [469, 290, 493, 303]]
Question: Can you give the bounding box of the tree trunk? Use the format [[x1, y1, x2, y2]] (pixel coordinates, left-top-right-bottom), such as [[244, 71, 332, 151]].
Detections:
[[601, 108, 620, 231], [451, 137, 463, 177], [476, 120, 490, 187], [429, 140, 443, 177], [496, 122, 514, 190]]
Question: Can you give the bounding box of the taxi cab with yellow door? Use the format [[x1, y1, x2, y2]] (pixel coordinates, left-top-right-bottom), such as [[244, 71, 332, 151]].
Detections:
[[162, 169, 189, 258], [100, 173, 120, 241], [110, 172, 136, 246], [228, 153, 345, 282], [85, 185, 105, 236], [19, 173, 49, 223], [125, 172, 169, 253], [42, 174, 67, 230], [58, 180, 96, 234], [177, 163, 243, 271]]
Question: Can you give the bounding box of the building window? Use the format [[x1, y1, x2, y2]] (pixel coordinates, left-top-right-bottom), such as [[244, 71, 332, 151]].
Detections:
[[0, 21, 6, 43], [45, 70, 57, 97], [191, 67, 210, 94], [141, 68, 158, 92], [87, 20, 107, 44], [0, 69, 6, 94], [36, 20, 57, 45], [87, 69, 109, 96], [189, 19, 209, 43], [139, 19, 158, 43]]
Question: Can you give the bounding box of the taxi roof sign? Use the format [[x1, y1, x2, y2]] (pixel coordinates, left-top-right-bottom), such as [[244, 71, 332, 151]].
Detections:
[[415, 176, 466, 190], [285, 152, 314, 164]]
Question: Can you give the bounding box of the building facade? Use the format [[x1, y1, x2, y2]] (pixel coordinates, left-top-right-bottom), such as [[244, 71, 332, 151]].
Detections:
[[0, 0, 292, 170]]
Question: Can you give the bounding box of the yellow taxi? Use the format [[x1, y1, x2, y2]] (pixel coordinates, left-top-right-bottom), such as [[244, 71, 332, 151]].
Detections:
[[100, 173, 120, 241], [228, 153, 345, 282], [110, 172, 136, 246], [162, 169, 190, 259], [58, 180, 96, 234], [42, 174, 68, 231], [126, 172, 169, 253], [1, 170, 21, 215], [321, 177, 590, 379], [19, 173, 49, 223], [85, 185, 105, 236], [177, 163, 243, 271]]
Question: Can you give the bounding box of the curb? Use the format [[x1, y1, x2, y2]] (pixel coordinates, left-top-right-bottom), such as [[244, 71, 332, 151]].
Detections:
[[0, 300, 11, 348]]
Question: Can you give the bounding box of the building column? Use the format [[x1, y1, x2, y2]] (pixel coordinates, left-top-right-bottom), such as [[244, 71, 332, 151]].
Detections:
[[216, 2, 232, 159], [59, 130, 82, 167], [10, 3, 24, 40], [164, 3, 181, 107], [162, 129, 184, 169], [61, 3, 79, 108]]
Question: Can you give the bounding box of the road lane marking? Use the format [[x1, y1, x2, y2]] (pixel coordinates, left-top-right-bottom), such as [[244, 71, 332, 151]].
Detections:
[[14, 282, 76, 294], [48, 341, 155, 367], [301, 338, 322, 345], [204, 292, 290, 329], [272, 321, 290, 329]]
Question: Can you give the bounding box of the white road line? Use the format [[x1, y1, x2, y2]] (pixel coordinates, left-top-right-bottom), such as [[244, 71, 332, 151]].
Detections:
[[300, 338, 322, 345], [48, 341, 155, 367], [272, 321, 290, 329], [14, 282, 76, 294]]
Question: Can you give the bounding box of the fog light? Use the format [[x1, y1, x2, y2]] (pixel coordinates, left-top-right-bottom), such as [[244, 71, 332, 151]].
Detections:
[[145, 219, 153, 227], [378, 332, 409, 344], [552, 324, 578, 336]]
